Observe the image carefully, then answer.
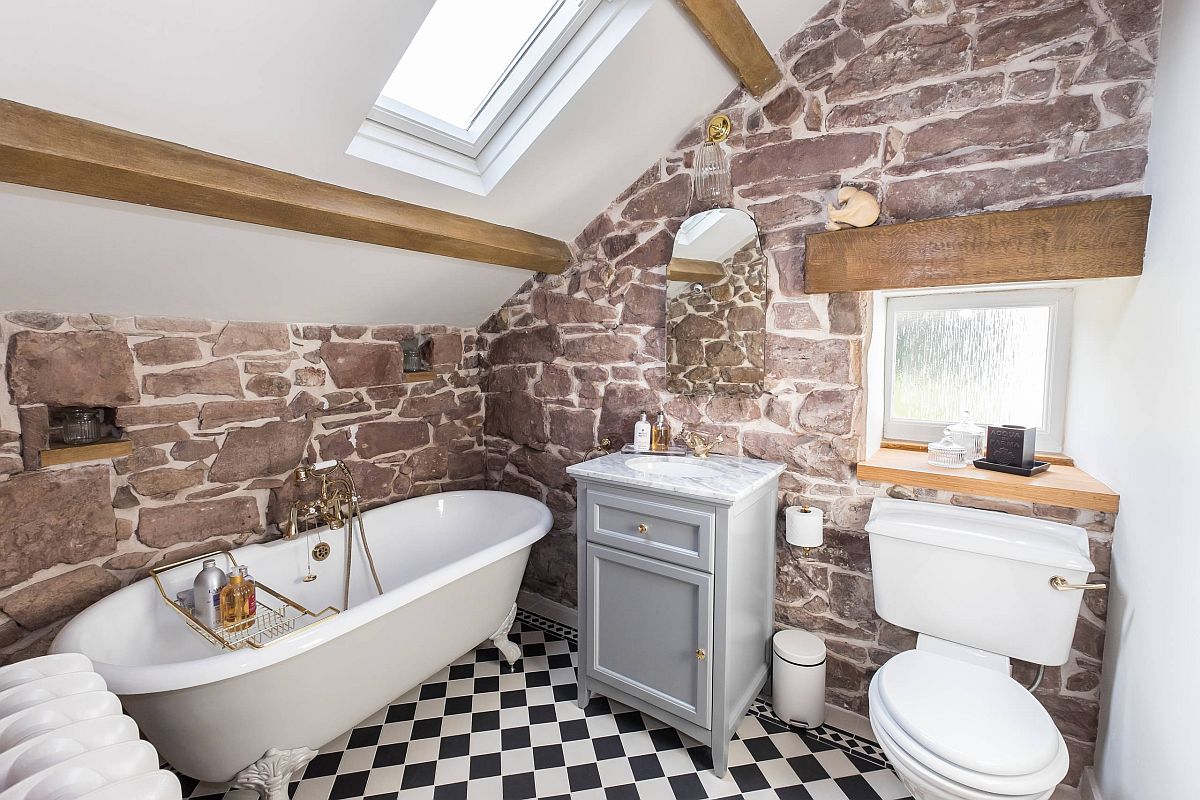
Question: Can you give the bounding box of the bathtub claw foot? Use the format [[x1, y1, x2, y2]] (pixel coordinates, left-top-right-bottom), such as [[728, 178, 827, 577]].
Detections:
[[491, 603, 521, 665], [232, 746, 317, 800]]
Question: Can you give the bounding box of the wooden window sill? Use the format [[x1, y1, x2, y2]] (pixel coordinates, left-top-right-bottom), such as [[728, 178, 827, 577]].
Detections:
[[859, 447, 1119, 514], [39, 438, 132, 468], [403, 371, 435, 383]]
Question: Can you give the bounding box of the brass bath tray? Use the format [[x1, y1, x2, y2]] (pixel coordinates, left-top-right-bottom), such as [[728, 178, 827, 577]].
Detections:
[[151, 550, 339, 651]]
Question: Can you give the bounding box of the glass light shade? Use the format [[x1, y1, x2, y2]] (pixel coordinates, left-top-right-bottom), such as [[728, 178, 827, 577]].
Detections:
[[693, 141, 732, 210]]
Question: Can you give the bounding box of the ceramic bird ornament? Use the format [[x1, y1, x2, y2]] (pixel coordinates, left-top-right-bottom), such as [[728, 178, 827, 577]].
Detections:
[[826, 187, 881, 231]]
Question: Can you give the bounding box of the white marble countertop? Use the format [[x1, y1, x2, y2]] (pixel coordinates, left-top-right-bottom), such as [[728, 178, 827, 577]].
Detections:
[[566, 451, 785, 505]]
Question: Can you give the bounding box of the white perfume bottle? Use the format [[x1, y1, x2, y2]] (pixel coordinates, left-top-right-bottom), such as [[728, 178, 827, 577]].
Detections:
[[633, 412, 652, 452]]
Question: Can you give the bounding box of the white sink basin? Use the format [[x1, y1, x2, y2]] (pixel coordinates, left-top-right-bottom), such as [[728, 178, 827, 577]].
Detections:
[[627, 457, 722, 479]]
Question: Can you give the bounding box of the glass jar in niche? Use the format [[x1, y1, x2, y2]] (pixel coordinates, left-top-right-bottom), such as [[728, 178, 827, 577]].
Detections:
[[403, 348, 422, 373], [61, 407, 103, 445]]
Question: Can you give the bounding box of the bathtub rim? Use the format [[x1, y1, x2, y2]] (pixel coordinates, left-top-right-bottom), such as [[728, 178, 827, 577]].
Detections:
[[51, 490, 552, 695]]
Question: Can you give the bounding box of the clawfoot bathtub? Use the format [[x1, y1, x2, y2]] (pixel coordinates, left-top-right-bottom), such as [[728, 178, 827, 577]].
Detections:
[[53, 490, 552, 794]]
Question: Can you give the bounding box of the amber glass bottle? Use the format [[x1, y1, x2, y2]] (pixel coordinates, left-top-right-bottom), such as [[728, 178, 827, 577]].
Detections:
[[219, 566, 256, 632], [650, 411, 672, 452]]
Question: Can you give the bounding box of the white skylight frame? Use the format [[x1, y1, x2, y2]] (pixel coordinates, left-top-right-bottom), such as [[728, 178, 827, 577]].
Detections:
[[370, 0, 600, 159], [350, 0, 648, 196]]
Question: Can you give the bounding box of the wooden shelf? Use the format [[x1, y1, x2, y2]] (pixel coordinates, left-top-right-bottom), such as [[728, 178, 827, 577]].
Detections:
[[804, 196, 1151, 294], [858, 447, 1119, 514], [403, 371, 435, 383], [39, 438, 132, 467]]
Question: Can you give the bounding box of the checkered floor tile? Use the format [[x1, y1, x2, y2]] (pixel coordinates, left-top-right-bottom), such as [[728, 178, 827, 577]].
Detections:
[[177, 610, 911, 800]]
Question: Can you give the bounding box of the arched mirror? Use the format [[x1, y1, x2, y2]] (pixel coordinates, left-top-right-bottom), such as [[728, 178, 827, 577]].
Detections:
[[666, 208, 766, 396]]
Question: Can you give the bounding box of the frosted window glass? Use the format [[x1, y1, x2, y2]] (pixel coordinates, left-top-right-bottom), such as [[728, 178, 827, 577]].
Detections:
[[382, 0, 558, 129], [890, 305, 1051, 428]]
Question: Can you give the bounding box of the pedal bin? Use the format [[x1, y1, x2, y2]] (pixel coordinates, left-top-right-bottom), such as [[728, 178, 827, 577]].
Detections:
[[771, 630, 826, 728]]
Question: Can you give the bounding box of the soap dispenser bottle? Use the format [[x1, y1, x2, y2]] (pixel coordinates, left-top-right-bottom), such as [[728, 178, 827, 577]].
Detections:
[[651, 411, 672, 452], [633, 412, 652, 452]]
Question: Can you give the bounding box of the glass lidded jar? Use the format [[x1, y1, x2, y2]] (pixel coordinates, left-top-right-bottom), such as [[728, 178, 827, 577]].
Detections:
[[61, 407, 103, 445], [945, 411, 986, 460], [403, 348, 422, 373], [928, 435, 969, 469]]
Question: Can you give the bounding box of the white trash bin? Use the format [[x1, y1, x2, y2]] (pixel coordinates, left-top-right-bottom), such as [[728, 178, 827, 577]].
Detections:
[[772, 630, 827, 728]]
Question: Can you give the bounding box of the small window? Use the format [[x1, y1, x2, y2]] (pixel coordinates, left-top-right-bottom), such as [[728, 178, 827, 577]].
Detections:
[[882, 288, 1073, 453], [370, 0, 603, 158]]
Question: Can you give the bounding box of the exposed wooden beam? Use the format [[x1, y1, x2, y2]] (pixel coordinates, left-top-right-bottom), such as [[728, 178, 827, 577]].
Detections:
[[804, 197, 1152, 294], [676, 0, 782, 98], [0, 99, 571, 274], [668, 257, 725, 283]]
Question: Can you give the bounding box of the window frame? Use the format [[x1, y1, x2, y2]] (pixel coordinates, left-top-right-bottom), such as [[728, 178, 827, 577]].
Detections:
[[881, 287, 1074, 453], [368, 0, 604, 160]]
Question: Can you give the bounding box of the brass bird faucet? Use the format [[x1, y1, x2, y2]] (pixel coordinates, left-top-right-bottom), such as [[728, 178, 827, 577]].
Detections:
[[677, 429, 724, 459]]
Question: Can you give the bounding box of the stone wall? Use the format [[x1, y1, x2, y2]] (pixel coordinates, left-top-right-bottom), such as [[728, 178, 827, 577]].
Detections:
[[0, 312, 485, 664], [479, 0, 1158, 784]]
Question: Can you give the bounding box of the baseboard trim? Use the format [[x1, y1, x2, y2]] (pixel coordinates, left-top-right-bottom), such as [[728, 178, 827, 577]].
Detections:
[[517, 590, 578, 629], [1079, 767, 1102, 800], [822, 703, 876, 742]]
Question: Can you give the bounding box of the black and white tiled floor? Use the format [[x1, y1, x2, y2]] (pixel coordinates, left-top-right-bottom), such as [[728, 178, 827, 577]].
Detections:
[[179, 610, 910, 800]]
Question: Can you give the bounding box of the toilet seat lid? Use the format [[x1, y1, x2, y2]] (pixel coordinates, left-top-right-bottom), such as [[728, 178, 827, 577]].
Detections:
[[875, 650, 1062, 778]]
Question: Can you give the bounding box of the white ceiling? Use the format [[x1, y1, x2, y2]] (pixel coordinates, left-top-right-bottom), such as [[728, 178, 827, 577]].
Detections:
[[0, 0, 821, 326]]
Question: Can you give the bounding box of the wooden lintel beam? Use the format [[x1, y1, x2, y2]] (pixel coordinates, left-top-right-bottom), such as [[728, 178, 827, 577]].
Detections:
[[0, 99, 571, 274], [804, 197, 1152, 294], [677, 0, 782, 98]]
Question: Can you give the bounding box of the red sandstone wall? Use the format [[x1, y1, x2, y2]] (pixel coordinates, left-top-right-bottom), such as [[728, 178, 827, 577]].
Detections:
[[0, 314, 486, 663], [480, 0, 1158, 783]]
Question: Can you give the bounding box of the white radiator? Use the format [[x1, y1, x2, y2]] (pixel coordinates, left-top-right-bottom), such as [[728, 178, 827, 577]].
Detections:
[[0, 654, 181, 800]]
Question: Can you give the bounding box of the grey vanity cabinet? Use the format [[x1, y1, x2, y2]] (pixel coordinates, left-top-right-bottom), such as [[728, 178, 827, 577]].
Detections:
[[573, 474, 779, 777]]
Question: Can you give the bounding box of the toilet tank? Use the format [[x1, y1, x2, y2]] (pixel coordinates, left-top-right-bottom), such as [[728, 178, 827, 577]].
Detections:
[[865, 499, 1095, 666]]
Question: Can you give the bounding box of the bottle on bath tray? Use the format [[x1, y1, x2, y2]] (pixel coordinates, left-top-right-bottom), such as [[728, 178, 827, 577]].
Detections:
[[192, 559, 227, 630], [633, 412, 652, 452], [651, 411, 672, 452], [219, 566, 256, 632]]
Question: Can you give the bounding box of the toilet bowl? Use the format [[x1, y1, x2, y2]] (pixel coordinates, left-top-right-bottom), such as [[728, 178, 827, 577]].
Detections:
[[868, 650, 1068, 800]]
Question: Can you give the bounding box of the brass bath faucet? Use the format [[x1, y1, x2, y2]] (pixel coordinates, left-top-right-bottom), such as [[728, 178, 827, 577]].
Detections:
[[283, 460, 359, 539]]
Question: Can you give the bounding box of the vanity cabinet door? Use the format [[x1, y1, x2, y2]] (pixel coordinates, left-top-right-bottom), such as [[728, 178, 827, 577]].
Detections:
[[585, 543, 712, 727]]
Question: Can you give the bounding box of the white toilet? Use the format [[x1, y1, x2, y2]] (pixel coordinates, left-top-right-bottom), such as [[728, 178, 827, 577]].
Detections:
[[864, 499, 1098, 800]]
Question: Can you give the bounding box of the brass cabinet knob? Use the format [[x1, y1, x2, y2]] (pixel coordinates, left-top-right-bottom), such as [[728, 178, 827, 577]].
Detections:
[[636, 523, 649, 534], [695, 649, 706, 661]]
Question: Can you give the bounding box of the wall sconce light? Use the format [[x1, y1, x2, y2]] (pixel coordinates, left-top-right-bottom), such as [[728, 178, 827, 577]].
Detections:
[[692, 114, 733, 210]]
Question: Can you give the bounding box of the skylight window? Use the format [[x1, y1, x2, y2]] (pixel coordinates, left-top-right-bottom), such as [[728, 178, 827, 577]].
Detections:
[[351, 0, 645, 195], [381, 0, 559, 130], [368, 0, 604, 160]]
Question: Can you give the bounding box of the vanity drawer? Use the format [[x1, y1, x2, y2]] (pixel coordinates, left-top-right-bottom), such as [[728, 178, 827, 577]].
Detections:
[[586, 489, 714, 571]]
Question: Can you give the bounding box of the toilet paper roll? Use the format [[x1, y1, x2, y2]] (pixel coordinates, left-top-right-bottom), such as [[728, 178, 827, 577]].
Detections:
[[785, 505, 823, 548]]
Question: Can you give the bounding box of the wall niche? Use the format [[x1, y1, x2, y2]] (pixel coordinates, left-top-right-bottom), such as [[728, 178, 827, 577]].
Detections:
[[21, 405, 131, 469]]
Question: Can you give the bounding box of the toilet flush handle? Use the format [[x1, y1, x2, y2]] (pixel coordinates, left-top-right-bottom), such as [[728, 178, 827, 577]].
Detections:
[[1049, 576, 1107, 591]]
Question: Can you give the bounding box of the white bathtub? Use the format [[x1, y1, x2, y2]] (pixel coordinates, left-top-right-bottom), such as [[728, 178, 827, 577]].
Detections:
[[53, 490, 552, 784]]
